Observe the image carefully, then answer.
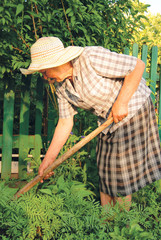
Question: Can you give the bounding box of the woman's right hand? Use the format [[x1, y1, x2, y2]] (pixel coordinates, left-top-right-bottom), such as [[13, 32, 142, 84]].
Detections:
[[109, 100, 128, 123], [38, 157, 55, 183]]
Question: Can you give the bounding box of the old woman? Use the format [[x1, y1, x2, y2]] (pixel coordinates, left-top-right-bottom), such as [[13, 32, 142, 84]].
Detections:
[[20, 37, 161, 206]]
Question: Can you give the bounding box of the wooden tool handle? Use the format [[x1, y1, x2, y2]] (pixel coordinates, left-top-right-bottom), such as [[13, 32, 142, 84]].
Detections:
[[15, 117, 113, 198]]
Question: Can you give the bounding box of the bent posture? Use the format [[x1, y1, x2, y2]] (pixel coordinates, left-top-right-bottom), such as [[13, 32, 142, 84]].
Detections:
[[20, 37, 161, 206]]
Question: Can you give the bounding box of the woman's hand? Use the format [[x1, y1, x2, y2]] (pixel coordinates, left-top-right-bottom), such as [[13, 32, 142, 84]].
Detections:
[[38, 157, 55, 183], [108, 100, 128, 123]]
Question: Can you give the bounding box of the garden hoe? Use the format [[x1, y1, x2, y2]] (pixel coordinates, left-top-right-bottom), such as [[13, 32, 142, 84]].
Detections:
[[14, 117, 113, 198]]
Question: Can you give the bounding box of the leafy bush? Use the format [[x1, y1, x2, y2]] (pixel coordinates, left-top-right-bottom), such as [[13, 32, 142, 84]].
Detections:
[[0, 0, 149, 78]]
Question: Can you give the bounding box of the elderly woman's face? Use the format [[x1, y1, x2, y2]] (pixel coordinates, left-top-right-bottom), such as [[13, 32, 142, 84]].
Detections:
[[39, 62, 73, 84]]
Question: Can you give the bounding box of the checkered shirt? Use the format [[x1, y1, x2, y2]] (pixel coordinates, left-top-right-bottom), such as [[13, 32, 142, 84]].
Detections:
[[55, 46, 151, 133]]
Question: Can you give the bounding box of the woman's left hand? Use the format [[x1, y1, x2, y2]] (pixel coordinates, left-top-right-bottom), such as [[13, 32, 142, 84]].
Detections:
[[108, 101, 128, 123]]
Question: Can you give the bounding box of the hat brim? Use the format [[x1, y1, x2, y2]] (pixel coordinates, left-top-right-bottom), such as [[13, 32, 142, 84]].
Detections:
[[20, 46, 84, 75]]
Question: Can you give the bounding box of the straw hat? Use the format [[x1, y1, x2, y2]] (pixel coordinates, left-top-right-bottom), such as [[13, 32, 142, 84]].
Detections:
[[20, 37, 84, 75]]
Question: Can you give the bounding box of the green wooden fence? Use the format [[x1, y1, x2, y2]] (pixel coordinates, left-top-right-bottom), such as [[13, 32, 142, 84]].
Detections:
[[0, 43, 160, 179], [0, 75, 58, 179]]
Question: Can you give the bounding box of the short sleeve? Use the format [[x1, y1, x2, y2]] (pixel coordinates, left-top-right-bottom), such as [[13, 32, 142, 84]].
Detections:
[[56, 90, 78, 119], [88, 46, 137, 78]]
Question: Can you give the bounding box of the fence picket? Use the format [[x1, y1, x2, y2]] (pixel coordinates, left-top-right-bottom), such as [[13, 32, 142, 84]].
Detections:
[[150, 46, 158, 104], [1, 83, 15, 179], [132, 43, 138, 57], [18, 76, 31, 178], [124, 47, 129, 55], [47, 90, 58, 143], [141, 45, 148, 79], [34, 77, 44, 162]]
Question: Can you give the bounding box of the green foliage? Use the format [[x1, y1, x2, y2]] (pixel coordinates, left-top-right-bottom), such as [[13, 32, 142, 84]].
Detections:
[[24, 149, 42, 172], [0, 0, 149, 78], [74, 108, 97, 135], [1, 179, 161, 239], [0, 177, 102, 240], [1, 133, 161, 239], [132, 4, 161, 64]]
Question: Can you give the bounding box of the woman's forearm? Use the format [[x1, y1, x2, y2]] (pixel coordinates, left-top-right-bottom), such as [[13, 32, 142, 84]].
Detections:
[[117, 58, 145, 104], [111, 58, 145, 123], [38, 116, 73, 177]]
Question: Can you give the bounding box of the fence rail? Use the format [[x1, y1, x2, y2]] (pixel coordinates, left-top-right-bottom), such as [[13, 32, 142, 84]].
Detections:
[[0, 43, 160, 179]]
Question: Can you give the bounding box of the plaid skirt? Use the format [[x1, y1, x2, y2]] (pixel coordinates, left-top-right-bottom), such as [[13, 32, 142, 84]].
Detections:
[[96, 97, 161, 197]]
